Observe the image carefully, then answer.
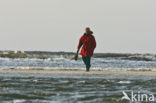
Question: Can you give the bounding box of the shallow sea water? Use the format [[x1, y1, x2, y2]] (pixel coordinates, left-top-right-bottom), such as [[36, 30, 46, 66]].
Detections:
[[0, 73, 155, 103]]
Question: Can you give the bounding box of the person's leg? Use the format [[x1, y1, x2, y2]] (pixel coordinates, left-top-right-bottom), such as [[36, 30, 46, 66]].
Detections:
[[86, 56, 91, 71], [82, 56, 87, 65]]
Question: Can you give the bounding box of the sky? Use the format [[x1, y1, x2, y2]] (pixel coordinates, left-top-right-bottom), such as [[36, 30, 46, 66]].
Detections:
[[0, 0, 156, 53]]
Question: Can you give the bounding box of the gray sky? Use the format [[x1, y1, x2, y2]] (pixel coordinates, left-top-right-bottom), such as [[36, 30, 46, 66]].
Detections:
[[0, 0, 156, 53]]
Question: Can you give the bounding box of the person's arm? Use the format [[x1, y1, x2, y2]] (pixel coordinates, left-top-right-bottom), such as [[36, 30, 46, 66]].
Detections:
[[93, 36, 96, 49], [77, 41, 83, 52], [75, 40, 83, 60]]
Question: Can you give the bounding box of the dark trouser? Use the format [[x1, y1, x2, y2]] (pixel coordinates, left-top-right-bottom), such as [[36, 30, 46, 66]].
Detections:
[[82, 56, 91, 71]]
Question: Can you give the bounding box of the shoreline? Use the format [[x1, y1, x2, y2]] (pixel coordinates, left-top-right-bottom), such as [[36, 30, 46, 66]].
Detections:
[[0, 69, 156, 76]]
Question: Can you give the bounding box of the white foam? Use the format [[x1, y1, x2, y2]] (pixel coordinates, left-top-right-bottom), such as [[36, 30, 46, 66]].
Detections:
[[118, 81, 131, 84], [13, 99, 26, 103]]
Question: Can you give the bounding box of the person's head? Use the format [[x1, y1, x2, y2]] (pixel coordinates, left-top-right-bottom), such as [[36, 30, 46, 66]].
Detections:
[[85, 27, 91, 34]]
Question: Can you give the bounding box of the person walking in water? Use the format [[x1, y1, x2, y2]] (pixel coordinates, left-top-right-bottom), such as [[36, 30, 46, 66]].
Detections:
[[75, 27, 96, 72]]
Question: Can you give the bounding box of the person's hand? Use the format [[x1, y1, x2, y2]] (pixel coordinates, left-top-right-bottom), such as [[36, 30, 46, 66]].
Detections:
[[74, 53, 78, 61]]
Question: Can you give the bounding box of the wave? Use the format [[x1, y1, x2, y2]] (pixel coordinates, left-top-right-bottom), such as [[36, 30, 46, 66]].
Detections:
[[0, 51, 74, 59], [122, 56, 155, 61], [0, 50, 156, 62]]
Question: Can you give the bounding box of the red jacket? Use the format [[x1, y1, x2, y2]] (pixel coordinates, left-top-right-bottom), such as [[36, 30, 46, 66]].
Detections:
[[77, 32, 96, 57]]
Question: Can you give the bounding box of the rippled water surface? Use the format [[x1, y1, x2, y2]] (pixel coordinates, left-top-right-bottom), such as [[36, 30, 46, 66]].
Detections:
[[1, 51, 156, 71], [0, 73, 156, 103]]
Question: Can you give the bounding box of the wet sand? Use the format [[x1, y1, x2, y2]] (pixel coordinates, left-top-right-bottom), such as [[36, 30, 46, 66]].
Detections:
[[0, 69, 156, 76]]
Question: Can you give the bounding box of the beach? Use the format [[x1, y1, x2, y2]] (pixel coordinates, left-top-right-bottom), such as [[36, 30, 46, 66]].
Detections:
[[1, 0, 156, 102], [0, 69, 156, 76], [0, 51, 156, 103]]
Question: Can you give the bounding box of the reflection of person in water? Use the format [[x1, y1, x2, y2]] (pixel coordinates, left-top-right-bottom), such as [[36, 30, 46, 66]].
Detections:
[[75, 27, 96, 72]]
